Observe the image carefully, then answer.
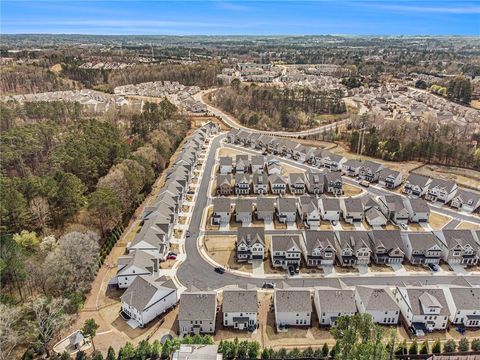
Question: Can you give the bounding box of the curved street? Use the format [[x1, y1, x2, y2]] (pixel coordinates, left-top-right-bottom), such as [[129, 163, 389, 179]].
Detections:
[[176, 132, 480, 290]]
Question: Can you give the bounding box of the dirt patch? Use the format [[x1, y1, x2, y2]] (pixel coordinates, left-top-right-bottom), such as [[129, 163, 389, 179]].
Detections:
[[204, 235, 252, 272], [174, 229, 183, 239], [160, 259, 176, 269], [264, 256, 285, 274], [456, 221, 480, 230], [339, 220, 356, 230], [281, 163, 306, 176], [429, 212, 451, 230], [273, 218, 287, 230], [384, 223, 401, 230], [414, 164, 480, 191], [334, 265, 359, 273], [342, 183, 363, 197], [218, 147, 250, 158], [320, 222, 334, 230], [408, 223, 425, 231], [370, 264, 394, 273], [404, 263, 430, 272]]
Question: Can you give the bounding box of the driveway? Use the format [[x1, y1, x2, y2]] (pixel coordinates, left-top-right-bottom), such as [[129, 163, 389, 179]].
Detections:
[[252, 260, 265, 275]]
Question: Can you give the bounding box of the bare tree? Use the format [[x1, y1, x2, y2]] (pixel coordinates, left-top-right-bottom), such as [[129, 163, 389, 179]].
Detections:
[[28, 297, 66, 358], [0, 304, 22, 360]]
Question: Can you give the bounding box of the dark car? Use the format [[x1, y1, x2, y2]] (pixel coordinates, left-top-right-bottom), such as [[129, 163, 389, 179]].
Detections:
[[168, 252, 177, 257], [262, 282, 275, 289], [166, 255, 177, 260], [428, 263, 439, 272], [214, 267, 225, 274], [186, 231, 191, 238], [288, 266, 295, 276]]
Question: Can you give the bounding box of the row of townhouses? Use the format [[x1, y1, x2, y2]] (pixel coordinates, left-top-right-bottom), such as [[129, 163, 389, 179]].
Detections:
[[211, 194, 431, 228], [216, 168, 343, 196], [226, 129, 480, 213], [116, 122, 219, 328], [176, 281, 479, 337], [235, 228, 480, 270]]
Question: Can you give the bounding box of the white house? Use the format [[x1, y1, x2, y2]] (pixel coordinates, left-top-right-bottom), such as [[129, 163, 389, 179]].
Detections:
[[433, 229, 480, 267], [219, 157, 233, 175], [315, 287, 356, 326], [270, 235, 302, 270], [450, 189, 480, 213], [236, 227, 266, 263], [117, 250, 159, 289], [120, 276, 178, 328], [359, 160, 384, 182], [277, 197, 297, 224], [319, 198, 341, 221], [393, 286, 449, 335], [405, 198, 430, 223], [402, 173, 431, 198], [223, 288, 258, 330], [274, 287, 312, 331], [378, 168, 402, 189], [355, 286, 399, 325], [297, 195, 321, 229], [378, 195, 409, 225], [424, 179, 458, 204], [341, 197, 364, 224], [403, 232, 442, 265], [444, 287, 480, 328], [179, 290, 217, 336], [301, 230, 336, 267], [211, 198, 231, 226]]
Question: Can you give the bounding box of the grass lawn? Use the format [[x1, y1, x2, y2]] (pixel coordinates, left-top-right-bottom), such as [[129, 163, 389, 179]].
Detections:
[[429, 212, 451, 230], [342, 183, 363, 197], [456, 221, 479, 230]]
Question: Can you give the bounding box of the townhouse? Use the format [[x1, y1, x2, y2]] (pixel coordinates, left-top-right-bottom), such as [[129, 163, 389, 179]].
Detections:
[[267, 162, 282, 175], [359, 160, 384, 182], [405, 198, 430, 223], [324, 171, 343, 195], [251, 155, 265, 174], [223, 288, 258, 330], [322, 151, 345, 171], [120, 276, 178, 328], [434, 229, 480, 267], [274, 288, 312, 330], [179, 290, 217, 336], [444, 287, 480, 328], [268, 174, 287, 194], [216, 174, 232, 196], [117, 250, 160, 288], [425, 178, 458, 203], [315, 287, 356, 327], [270, 235, 302, 270], [365, 207, 388, 227], [378, 195, 409, 225], [319, 198, 341, 221], [234, 173, 250, 195], [235, 199, 253, 225], [276, 197, 297, 224], [305, 170, 325, 195], [335, 231, 372, 266], [301, 230, 336, 267], [252, 173, 269, 195], [341, 197, 364, 224], [255, 197, 275, 222], [450, 189, 480, 213], [394, 286, 449, 334], [403, 232, 442, 265], [368, 230, 405, 265], [289, 173, 306, 195], [211, 198, 231, 226], [236, 227, 266, 262], [235, 155, 250, 174], [341, 159, 362, 177], [297, 195, 321, 229], [403, 173, 431, 197], [378, 168, 402, 189], [219, 157, 233, 175], [355, 286, 399, 325]]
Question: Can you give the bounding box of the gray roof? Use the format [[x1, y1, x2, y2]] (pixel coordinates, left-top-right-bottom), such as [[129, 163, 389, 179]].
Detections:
[[219, 156, 233, 166], [256, 197, 275, 212], [179, 291, 217, 321], [251, 155, 265, 166], [361, 195, 379, 210], [343, 197, 363, 213], [453, 189, 480, 205], [337, 231, 371, 251], [303, 230, 336, 253], [361, 160, 383, 173], [278, 197, 297, 213], [315, 288, 356, 313], [235, 199, 253, 213], [406, 173, 431, 187], [237, 227, 265, 247], [305, 170, 325, 186], [121, 275, 177, 311], [324, 171, 342, 183], [223, 289, 258, 313], [321, 198, 340, 211], [429, 178, 457, 193], [380, 195, 406, 212], [365, 207, 386, 223], [407, 233, 439, 250], [268, 174, 286, 184], [369, 230, 404, 252], [343, 159, 362, 168], [378, 168, 401, 181], [356, 286, 398, 312], [174, 345, 220, 360], [253, 173, 268, 185], [235, 173, 250, 184], [289, 173, 305, 185], [298, 195, 319, 214], [441, 229, 479, 249], [404, 288, 449, 315], [275, 289, 311, 313], [216, 174, 231, 187], [271, 235, 301, 252], [408, 198, 430, 213], [448, 287, 480, 310], [213, 198, 231, 213]]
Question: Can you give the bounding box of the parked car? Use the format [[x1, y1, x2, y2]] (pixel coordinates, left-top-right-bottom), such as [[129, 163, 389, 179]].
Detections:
[[166, 255, 177, 260], [186, 231, 190, 237], [294, 265, 300, 274], [288, 266, 295, 276], [214, 267, 225, 274], [168, 252, 177, 256], [359, 180, 370, 187], [428, 263, 439, 272], [262, 282, 275, 289]]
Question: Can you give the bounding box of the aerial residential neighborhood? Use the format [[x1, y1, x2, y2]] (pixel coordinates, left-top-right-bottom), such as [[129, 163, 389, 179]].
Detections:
[[1, 2, 480, 360]]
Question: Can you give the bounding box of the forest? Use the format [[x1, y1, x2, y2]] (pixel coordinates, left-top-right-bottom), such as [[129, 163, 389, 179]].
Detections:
[[0, 98, 189, 358], [346, 113, 480, 170], [211, 83, 347, 131]]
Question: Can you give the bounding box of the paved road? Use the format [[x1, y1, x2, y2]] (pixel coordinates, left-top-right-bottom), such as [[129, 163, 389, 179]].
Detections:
[[176, 133, 480, 290], [194, 89, 349, 138]]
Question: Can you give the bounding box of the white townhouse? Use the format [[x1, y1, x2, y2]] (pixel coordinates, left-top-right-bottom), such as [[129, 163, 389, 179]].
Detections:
[[297, 195, 321, 229], [179, 290, 217, 336], [252, 173, 269, 195], [433, 229, 480, 267], [223, 288, 258, 330], [444, 287, 480, 328], [289, 173, 306, 195], [268, 174, 287, 194], [120, 276, 178, 328], [211, 198, 231, 226], [219, 157, 233, 175], [402, 173, 431, 198], [117, 250, 159, 289], [251, 155, 265, 174], [341, 159, 362, 177], [393, 286, 450, 334], [378, 195, 409, 225], [424, 178, 458, 204], [405, 198, 430, 223], [274, 287, 312, 331], [335, 231, 372, 267], [315, 287, 356, 327], [450, 189, 480, 213], [341, 197, 364, 224], [270, 235, 302, 270], [359, 160, 384, 182], [301, 230, 336, 267], [236, 227, 266, 263], [378, 168, 402, 189], [403, 232, 442, 265], [319, 198, 341, 221], [355, 286, 399, 325], [322, 151, 345, 171], [235, 199, 253, 225], [276, 197, 297, 224]]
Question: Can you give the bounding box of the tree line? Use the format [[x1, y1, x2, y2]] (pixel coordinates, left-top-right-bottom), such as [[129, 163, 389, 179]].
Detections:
[[211, 83, 346, 131]]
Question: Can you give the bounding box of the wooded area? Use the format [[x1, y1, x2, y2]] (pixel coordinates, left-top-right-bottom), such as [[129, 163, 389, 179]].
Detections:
[[211, 84, 346, 131]]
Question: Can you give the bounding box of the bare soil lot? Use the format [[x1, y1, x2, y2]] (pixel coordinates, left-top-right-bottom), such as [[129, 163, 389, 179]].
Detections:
[[456, 221, 480, 230], [415, 164, 480, 191], [342, 183, 363, 197], [429, 212, 451, 230], [204, 235, 252, 273]]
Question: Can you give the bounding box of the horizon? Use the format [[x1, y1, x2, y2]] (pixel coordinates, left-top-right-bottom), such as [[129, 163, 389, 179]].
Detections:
[[2, 0, 480, 36]]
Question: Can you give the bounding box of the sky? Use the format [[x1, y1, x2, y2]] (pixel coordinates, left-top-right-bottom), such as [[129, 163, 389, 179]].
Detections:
[[1, 0, 480, 36]]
